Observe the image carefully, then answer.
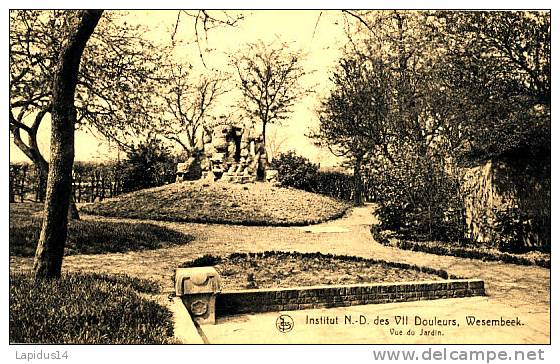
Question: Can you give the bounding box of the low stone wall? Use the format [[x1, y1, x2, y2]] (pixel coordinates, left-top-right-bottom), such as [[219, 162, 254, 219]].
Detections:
[[216, 279, 485, 315]]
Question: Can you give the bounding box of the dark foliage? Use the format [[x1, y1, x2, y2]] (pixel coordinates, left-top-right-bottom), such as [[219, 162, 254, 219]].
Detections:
[[373, 157, 467, 243], [271, 151, 356, 201], [180, 254, 222, 268], [121, 138, 177, 193], [314, 171, 355, 201], [372, 227, 550, 269], [494, 207, 550, 254], [270, 151, 320, 191]]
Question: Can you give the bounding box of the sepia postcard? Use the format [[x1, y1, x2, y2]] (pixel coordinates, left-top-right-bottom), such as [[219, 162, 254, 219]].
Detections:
[[7, 6, 551, 357]]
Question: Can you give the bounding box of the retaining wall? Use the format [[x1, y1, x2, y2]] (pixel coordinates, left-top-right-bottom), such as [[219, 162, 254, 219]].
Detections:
[[217, 279, 485, 315]]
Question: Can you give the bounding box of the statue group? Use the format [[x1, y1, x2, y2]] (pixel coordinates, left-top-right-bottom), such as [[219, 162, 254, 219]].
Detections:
[[176, 123, 277, 183]]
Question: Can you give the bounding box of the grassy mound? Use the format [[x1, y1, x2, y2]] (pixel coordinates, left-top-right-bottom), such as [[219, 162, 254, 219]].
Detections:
[[10, 203, 194, 257], [81, 181, 351, 226], [9, 273, 174, 344]]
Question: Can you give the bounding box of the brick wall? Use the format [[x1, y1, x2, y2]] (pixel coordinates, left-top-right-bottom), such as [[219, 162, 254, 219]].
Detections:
[[216, 279, 485, 315]]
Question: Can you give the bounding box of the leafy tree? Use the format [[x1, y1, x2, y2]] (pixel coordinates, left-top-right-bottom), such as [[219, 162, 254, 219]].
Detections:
[[333, 10, 549, 244], [33, 10, 103, 279], [343, 11, 450, 159], [314, 56, 392, 204], [439, 11, 550, 163], [230, 40, 311, 148], [9, 10, 167, 200]]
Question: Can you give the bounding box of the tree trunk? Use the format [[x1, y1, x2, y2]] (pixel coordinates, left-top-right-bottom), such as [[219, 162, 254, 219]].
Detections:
[[31, 146, 80, 218], [353, 155, 364, 206], [31, 158, 49, 203], [68, 195, 80, 220], [34, 10, 102, 279], [20, 166, 28, 202], [10, 108, 50, 202], [9, 174, 15, 203]]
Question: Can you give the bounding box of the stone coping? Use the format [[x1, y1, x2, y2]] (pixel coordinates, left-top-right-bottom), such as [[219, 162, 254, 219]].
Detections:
[[216, 279, 485, 315], [169, 297, 205, 343], [219, 279, 482, 294]]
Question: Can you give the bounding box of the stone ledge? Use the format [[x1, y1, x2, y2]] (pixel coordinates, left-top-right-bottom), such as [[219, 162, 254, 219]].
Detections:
[[169, 297, 205, 344], [216, 279, 485, 315]]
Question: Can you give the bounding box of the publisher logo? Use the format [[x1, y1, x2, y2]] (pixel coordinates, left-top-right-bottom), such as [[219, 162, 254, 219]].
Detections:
[[276, 314, 294, 333]]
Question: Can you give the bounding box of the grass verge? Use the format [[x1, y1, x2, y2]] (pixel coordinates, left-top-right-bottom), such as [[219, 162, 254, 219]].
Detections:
[[371, 227, 551, 269], [80, 181, 351, 226], [9, 273, 174, 344], [10, 203, 194, 257]]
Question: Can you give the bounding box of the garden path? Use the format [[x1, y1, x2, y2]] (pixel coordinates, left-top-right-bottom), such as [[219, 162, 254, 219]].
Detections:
[[10, 203, 549, 308], [9, 203, 549, 342]]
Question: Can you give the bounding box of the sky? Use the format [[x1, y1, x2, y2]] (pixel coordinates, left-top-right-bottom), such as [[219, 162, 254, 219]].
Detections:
[[9, 10, 350, 167]]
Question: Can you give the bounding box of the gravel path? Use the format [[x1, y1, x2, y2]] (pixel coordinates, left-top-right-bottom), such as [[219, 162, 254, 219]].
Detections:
[[10, 203, 549, 313]]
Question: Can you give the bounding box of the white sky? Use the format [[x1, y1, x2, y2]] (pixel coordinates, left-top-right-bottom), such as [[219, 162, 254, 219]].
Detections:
[[9, 10, 349, 166]]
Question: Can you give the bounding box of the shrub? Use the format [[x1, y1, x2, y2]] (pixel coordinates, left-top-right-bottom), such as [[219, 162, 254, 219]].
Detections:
[[371, 155, 468, 243], [271, 151, 357, 201], [314, 171, 355, 201], [180, 254, 222, 268], [9, 273, 174, 344], [372, 226, 551, 268], [270, 151, 320, 191], [121, 138, 177, 193], [493, 207, 550, 253]]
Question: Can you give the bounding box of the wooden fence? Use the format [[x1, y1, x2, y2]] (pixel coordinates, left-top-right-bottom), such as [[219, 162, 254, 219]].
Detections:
[[10, 162, 126, 203]]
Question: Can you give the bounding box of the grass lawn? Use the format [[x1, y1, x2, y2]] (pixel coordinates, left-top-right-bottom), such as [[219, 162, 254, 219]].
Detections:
[[10, 203, 195, 257], [80, 180, 351, 226], [9, 273, 175, 344]]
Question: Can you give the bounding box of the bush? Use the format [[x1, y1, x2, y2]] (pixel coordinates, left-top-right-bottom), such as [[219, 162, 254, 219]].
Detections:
[[9, 203, 194, 257], [271, 151, 356, 201], [180, 254, 222, 268], [121, 138, 177, 193], [371, 155, 468, 243], [270, 151, 320, 191], [493, 207, 550, 253], [9, 273, 174, 344], [314, 171, 355, 201]]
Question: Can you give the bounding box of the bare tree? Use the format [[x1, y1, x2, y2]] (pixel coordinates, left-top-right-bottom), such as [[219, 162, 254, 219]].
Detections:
[[265, 127, 288, 161], [230, 40, 311, 148], [159, 65, 229, 155], [16, 10, 243, 279]]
